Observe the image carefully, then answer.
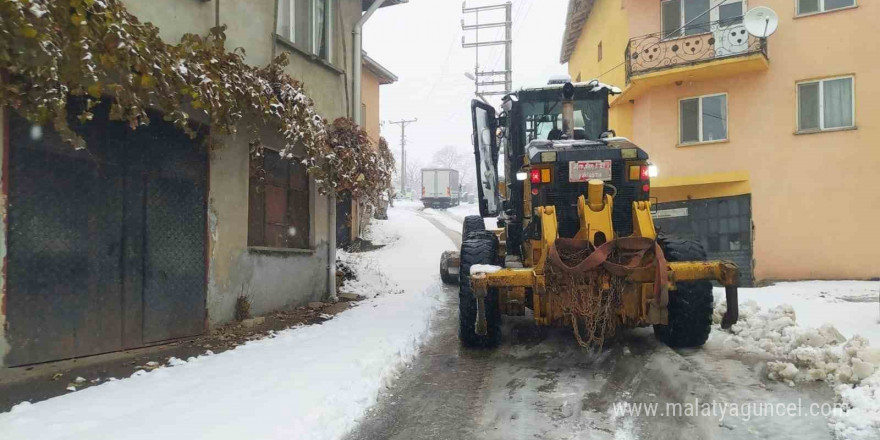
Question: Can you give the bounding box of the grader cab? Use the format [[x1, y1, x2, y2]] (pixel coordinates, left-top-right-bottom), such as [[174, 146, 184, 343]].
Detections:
[[440, 80, 740, 348]]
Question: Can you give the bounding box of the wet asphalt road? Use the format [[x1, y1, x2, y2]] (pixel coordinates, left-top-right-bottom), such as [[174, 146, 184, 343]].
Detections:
[[343, 210, 836, 440]]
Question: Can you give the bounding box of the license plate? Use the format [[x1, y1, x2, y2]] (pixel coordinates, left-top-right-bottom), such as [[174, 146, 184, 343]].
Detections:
[[568, 160, 612, 182]]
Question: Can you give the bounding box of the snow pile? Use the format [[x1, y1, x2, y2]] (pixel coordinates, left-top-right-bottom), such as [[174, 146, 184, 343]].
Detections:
[[0, 205, 452, 440], [470, 264, 502, 275], [713, 300, 880, 438]]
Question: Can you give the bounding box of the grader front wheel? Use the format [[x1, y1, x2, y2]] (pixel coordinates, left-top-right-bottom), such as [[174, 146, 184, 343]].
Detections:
[[458, 235, 501, 348], [653, 234, 714, 348]]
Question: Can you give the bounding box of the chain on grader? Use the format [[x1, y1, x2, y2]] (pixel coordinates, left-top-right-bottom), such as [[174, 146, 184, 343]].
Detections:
[[545, 237, 668, 350]]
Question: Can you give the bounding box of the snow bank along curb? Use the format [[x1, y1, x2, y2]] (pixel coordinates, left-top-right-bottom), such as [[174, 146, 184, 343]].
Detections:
[[0, 205, 449, 440], [713, 299, 880, 439]]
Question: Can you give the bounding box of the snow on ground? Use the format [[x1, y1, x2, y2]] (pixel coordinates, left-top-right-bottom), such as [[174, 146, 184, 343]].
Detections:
[[0, 204, 456, 440], [711, 281, 880, 439]]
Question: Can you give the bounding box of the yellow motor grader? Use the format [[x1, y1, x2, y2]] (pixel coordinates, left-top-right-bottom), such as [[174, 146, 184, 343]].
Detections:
[[440, 80, 740, 348]]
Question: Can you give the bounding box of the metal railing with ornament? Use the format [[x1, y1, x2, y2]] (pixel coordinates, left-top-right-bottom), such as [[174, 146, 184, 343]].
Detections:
[[625, 18, 767, 83]]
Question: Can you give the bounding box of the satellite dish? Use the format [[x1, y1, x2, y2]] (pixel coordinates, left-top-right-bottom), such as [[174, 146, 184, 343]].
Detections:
[[744, 7, 779, 38]]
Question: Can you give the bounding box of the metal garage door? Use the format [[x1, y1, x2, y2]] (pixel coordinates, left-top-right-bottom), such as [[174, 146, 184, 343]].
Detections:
[[5, 107, 207, 366], [653, 195, 754, 286]]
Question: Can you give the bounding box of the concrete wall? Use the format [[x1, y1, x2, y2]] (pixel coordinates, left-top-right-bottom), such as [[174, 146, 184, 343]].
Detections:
[[566, 0, 880, 281]]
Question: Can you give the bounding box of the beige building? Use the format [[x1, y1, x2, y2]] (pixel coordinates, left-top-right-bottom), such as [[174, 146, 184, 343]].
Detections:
[[562, 0, 878, 284], [338, 52, 398, 246], [0, 0, 403, 366]]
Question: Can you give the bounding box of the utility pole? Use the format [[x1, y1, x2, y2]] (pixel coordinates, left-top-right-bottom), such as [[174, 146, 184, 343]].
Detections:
[[462, 1, 512, 97], [387, 118, 418, 195]]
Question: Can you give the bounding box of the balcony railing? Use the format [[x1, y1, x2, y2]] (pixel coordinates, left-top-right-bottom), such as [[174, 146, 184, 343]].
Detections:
[[625, 18, 767, 83]]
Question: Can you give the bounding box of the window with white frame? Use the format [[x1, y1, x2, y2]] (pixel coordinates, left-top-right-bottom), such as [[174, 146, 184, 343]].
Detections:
[[277, 0, 330, 59], [797, 76, 854, 132], [661, 0, 746, 38], [680, 94, 728, 144], [797, 0, 855, 16]]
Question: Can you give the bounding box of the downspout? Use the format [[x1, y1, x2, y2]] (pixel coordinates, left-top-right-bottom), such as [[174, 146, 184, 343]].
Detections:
[[328, 0, 391, 300], [353, 0, 390, 124]]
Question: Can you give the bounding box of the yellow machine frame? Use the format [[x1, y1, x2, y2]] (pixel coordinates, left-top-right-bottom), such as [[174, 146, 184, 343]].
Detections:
[[470, 180, 740, 335]]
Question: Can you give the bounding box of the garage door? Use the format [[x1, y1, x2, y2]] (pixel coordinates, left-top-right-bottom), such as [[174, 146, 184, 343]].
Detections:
[[653, 195, 754, 286], [5, 107, 207, 366]]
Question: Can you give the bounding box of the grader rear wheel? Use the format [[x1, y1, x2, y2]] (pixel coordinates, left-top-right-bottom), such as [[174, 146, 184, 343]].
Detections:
[[461, 215, 485, 240], [653, 234, 714, 348]]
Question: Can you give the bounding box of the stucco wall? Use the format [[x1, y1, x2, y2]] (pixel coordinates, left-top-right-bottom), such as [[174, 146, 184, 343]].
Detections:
[[619, 1, 879, 280], [567, 0, 632, 135], [207, 130, 330, 325], [362, 68, 382, 144]]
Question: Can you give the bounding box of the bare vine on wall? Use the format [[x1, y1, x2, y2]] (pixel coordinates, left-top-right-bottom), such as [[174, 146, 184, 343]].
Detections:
[[0, 0, 393, 203]]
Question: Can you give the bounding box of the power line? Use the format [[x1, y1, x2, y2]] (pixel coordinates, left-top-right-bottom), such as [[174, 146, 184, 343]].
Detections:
[[462, 2, 513, 96]]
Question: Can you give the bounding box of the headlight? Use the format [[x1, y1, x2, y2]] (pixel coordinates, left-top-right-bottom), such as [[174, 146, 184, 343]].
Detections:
[[516, 172, 528, 181], [648, 165, 658, 178]]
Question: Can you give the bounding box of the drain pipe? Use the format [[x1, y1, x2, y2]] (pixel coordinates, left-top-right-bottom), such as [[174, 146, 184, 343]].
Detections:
[[330, 0, 389, 301], [328, 0, 390, 300], [353, 0, 394, 124]]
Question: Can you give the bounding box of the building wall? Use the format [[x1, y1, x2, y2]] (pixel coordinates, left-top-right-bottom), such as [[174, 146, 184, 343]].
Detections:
[[122, 0, 363, 323], [0, 1, 365, 365], [362, 69, 382, 144], [568, 0, 880, 281], [567, 0, 633, 136]]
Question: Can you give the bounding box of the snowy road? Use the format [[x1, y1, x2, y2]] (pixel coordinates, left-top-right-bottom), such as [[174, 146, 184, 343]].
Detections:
[[1, 202, 875, 439], [345, 205, 841, 440]]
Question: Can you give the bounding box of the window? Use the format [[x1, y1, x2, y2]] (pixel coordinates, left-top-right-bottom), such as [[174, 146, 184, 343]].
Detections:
[[797, 0, 855, 16], [662, 0, 745, 38], [597, 41, 603, 61], [797, 76, 854, 132], [277, 0, 330, 59], [718, 2, 744, 26], [679, 94, 728, 144], [248, 151, 310, 249], [662, 0, 710, 38]]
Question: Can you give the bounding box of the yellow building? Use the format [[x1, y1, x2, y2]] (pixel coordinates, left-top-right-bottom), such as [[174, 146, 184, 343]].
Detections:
[[338, 52, 398, 246], [562, 0, 878, 284]]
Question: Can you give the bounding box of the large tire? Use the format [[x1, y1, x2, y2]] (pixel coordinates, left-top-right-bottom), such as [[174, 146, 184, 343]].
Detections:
[[440, 250, 458, 284], [653, 234, 714, 348], [462, 215, 486, 241], [459, 235, 502, 347]]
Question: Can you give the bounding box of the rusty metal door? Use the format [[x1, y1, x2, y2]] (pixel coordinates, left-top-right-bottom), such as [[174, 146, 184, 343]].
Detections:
[[139, 122, 207, 343], [6, 112, 127, 365], [5, 107, 206, 365]]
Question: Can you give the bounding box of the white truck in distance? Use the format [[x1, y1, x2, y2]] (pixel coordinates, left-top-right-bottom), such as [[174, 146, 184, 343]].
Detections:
[[421, 168, 461, 209]]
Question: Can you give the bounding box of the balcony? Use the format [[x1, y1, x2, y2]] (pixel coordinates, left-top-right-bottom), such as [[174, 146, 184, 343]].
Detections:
[[624, 19, 768, 87]]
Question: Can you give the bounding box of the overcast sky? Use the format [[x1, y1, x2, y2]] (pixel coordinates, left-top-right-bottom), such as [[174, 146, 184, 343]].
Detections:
[[364, 0, 569, 167]]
